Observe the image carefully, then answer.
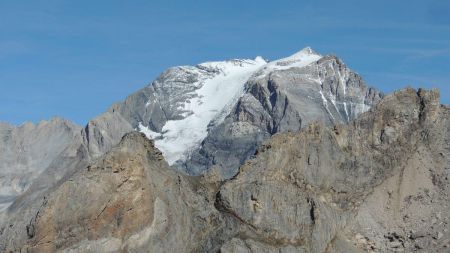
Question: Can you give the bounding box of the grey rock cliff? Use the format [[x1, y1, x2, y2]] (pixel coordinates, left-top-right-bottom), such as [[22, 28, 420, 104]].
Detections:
[[82, 111, 133, 158]]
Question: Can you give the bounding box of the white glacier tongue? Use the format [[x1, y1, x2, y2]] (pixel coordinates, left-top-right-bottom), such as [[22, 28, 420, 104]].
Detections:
[[140, 57, 267, 165]]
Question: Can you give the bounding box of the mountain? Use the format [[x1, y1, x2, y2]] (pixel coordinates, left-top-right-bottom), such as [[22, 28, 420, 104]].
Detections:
[[0, 47, 389, 252], [93, 47, 382, 177], [0, 47, 382, 230], [182, 48, 382, 176], [1, 88, 448, 252]]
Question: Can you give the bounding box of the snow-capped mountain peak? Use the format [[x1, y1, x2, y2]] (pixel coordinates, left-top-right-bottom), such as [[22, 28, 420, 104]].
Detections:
[[138, 48, 380, 169], [268, 46, 321, 68], [252, 47, 322, 78], [282, 46, 321, 62]]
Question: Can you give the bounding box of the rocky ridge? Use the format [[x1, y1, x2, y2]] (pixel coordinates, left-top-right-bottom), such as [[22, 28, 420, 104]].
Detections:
[[0, 87, 448, 253], [216, 88, 449, 252]]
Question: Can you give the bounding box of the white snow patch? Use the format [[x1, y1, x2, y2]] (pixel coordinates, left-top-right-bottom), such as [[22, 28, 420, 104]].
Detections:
[[338, 70, 351, 121], [329, 91, 340, 114], [339, 71, 347, 96], [343, 102, 350, 122], [319, 90, 335, 120], [145, 97, 155, 107], [138, 122, 161, 140], [360, 101, 369, 114], [255, 47, 322, 77], [349, 101, 369, 117]]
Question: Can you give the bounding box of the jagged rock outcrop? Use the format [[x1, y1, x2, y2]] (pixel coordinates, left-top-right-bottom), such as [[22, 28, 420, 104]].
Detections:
[[1, 88, 447, 253], [215, 88, 449, 252], [82, 111, 133, 158], [2, 132, 229, 252]]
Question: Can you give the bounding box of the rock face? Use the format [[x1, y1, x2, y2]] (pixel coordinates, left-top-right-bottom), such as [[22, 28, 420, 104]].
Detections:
[[0, 118, 84, 213], [0, 110, 136, 250], [4, 133, 225, 252], [216, 88, 449, 252], [82, 111, 133, 158], [1, 88, 448, 253]]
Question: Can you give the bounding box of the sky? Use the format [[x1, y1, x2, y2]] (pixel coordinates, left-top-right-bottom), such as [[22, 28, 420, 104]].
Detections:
[[0, 0, 449, 125]]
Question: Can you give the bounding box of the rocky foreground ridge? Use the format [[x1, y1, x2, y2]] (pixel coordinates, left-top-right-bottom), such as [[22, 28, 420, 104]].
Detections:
[[1, 87, 448, 252]]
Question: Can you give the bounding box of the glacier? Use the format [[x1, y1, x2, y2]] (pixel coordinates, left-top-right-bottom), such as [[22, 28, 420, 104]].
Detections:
[[139, 57, 268, 164]]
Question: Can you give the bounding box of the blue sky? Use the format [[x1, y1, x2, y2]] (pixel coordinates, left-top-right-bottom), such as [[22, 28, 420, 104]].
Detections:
[[1, 0, 449, 125]]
